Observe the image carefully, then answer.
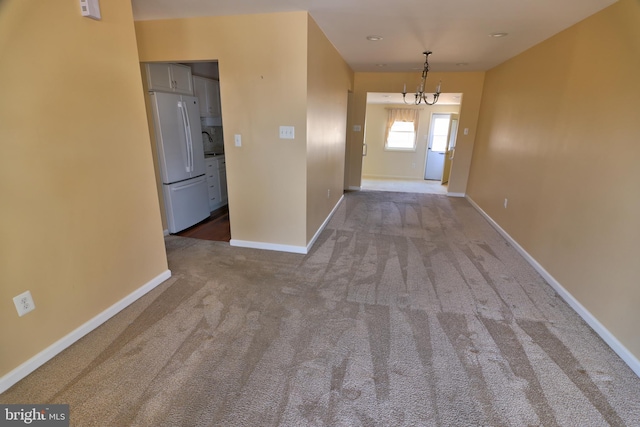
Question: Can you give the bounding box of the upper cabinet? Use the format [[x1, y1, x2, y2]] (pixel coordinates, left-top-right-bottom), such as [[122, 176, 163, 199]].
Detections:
[[193, 76, 221, 120], [145, 63, 193, 95]]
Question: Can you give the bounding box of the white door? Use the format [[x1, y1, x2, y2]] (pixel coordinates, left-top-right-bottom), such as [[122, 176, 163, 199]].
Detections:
[[424, 113, 451, 180], [441, 114, 459, 184]]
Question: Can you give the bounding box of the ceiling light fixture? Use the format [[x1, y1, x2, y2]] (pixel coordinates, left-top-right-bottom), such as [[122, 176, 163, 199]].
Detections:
[[366, 35, 383, 41], [489, 32, 508, 38], [402, 51, 441, 105]]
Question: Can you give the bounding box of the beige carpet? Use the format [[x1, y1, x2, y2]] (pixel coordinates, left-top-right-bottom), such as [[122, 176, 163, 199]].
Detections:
[[2, 191, 640, 426]]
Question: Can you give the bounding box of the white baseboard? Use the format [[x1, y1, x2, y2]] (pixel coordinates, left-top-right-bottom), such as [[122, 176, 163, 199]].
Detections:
[[465, 195, 640, 378], [362, 174, 421, 180], [447, 192, 466, 198], [230, 239, 308, 254], [0, 270, 172, 395], [306, 195, 344, 253], [230, 195, 345, 255]]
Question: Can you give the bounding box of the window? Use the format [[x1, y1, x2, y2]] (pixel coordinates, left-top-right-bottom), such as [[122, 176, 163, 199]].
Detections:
[[385, 108, 420, 151], [430, 115, 450, 152], [387, 121, 416, 149]]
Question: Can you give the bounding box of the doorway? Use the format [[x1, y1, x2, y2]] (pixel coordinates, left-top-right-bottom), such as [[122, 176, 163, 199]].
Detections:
[[358, 92, 462, 194], [424, 113, 459, 183]]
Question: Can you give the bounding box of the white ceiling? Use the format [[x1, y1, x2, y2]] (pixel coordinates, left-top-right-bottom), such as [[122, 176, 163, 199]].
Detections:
[[131, 0, 618, 72], [367, 92, 462, 105]]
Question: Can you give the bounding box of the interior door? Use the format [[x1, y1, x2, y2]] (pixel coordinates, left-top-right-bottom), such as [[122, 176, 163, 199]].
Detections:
[[424, 113, 450, 180], [441, 114, 459, 184]]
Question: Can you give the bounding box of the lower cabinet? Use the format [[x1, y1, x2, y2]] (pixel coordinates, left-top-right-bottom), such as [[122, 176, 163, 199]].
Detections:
[[205, 156, 227, 211]]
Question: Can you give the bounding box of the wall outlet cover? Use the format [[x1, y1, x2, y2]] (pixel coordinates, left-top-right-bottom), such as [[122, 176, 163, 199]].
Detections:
[[13, 290, 36, 317]]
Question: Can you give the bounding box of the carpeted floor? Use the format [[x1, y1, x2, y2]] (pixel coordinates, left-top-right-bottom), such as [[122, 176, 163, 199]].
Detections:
[[2, 191, 640, 426]]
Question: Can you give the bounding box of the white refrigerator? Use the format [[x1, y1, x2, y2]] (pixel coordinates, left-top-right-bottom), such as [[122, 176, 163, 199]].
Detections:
[[149, 92, 210, 233]]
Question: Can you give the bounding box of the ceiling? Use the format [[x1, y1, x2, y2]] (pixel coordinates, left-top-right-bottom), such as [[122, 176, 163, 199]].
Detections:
[[367, 92, 462, 105], [130, 0, 618, 72]]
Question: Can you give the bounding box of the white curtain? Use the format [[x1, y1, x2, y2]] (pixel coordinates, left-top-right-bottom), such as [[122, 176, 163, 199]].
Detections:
[[385, 108, 420, 143]]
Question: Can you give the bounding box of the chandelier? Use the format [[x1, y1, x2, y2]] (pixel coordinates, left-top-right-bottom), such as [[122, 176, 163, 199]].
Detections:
[[402, 51, 441, 105]]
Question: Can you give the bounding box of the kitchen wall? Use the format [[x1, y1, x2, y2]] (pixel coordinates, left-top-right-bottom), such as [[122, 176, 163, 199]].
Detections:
[[347, 72, 485, 194], [135, 12, 353, 250], [362, 103, 460, 180], [467, 0, 640, 359], [0, 0, 168, 385]]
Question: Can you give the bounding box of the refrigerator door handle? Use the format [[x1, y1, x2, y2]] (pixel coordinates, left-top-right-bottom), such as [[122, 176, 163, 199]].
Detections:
[[178, 101, 192, 173], [183, 100, 194, 173], [170, 178, 204, 192]]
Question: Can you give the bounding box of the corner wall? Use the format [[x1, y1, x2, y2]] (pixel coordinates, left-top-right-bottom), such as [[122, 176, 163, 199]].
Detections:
[[0, 0, 168, 383], [306, 17, 354, 242], [136, 12, 310, 248], [467, 0, 640, 359]]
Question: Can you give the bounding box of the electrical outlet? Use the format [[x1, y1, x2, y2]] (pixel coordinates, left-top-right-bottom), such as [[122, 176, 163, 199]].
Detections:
[[504, 198, 508, 208], [13, 290, 35, 317], [327, 189, 331, 199]]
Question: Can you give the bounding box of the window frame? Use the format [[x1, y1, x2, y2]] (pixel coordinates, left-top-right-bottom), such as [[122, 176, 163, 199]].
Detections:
[[385, 119, 418, 151], [384, 108, 420, 153]]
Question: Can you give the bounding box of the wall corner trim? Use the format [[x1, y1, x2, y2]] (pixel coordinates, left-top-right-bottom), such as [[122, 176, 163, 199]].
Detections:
[[230, 195, 345, 255], [0, 270, 172, 395], [465, 195, 640, 378], [306, 194, 345, 253]]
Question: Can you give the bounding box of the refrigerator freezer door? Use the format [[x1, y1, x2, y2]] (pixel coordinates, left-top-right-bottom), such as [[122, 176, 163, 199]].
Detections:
[[151, 92, 204, 184], [163, 176, 210, 233]]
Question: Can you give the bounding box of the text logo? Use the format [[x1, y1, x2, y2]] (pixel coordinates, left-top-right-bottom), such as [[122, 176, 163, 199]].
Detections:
[[1, 405, 69, 427]]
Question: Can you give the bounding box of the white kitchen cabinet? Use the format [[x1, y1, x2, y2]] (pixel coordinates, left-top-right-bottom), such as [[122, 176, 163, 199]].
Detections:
[[205, 156, 227, 211], [146, 63, 193, 95], [218, 157, 227, 204], [192, 76, 221, 119]]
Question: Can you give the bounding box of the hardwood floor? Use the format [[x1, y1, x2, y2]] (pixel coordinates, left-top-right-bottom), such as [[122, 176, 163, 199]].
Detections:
[[175, 205, 230, 242]]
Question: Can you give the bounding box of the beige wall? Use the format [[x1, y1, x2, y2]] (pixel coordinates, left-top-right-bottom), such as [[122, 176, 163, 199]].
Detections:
[[467, 0, 640, 357], [136, 12, 353, 248], [306, 17, 354, 241], [346, 72, 485, 193], [0, 0, 168, 378], [362, 103, 460, 179]]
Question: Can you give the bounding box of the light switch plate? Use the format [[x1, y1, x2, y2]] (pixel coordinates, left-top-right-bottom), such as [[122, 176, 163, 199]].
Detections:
[[80, 0, 101, 20], [279, 126, 295, 139], [234, 134, 242, 147]]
